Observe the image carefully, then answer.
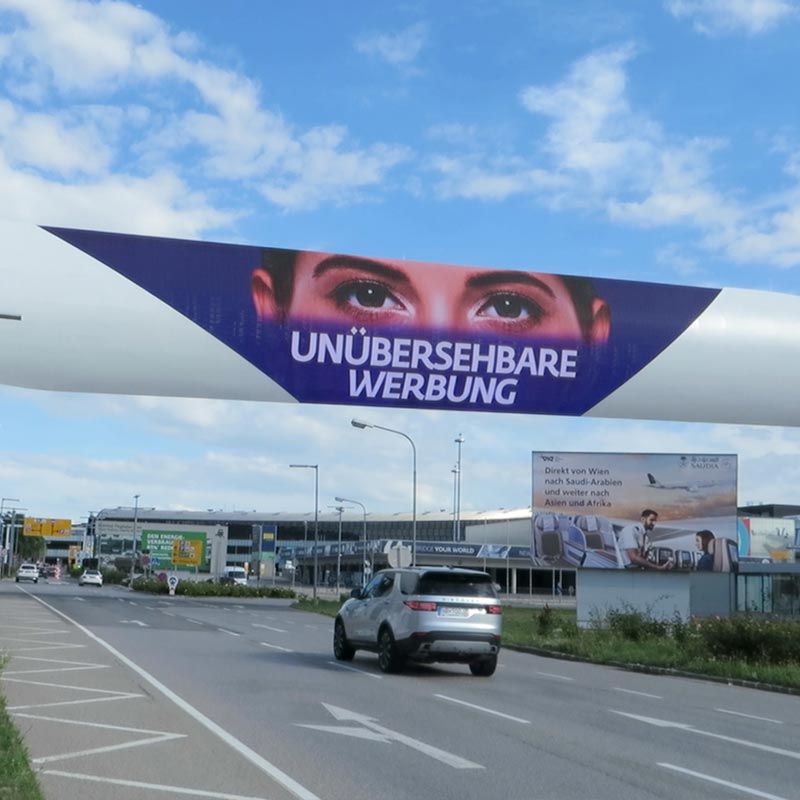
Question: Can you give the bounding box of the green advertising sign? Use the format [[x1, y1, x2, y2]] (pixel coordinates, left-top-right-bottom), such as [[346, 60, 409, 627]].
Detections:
[[141, 529, 208, 571]]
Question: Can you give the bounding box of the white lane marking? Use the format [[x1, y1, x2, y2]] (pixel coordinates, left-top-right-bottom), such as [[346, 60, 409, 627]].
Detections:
[[612, 711, 800, 760], [218, 628, 240, 637], [298, 724, 390, 741], [8, 643, 86, 652], [434, 694, 530, 724], [0, 636, 85, 649], [33, 732, 186, 764], [326, 661, 381, 679], [614, 687, 663, 699], [27, 593, 324, 800], [8, 694, 143, 711], [73, 598, 85, 602], [252, 623, 288, 633], [659, 763, 789, 800], [9, 656, 106, 667], [187, 619, 203, 625], [259, 642, 293, 653], [16, 713, 186, 764], [2, 677, 138, 696], [4, 665, 110, 676], [120, 620, 149, 627], [316, 704, 483, 769], [535, 671, 574, 681], [716, 708, 784, 725], [43, 770, 274, 799], [0, 625, 68, 633], [162, 611, 175, 617]]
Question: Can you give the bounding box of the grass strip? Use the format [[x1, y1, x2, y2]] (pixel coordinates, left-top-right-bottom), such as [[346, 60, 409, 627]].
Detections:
[[293, 598, 800, 691], [0, 661, 44, 800]]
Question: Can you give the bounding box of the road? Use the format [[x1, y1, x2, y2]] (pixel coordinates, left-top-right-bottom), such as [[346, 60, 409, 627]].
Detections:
[[1, 579, 798, 800]]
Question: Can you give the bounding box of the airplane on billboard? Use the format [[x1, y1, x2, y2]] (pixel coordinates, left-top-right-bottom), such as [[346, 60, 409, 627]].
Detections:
[[646, 473, 726, 493]]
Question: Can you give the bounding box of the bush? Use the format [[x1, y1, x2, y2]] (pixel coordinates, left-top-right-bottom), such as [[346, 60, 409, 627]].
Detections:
[[536, 604, 556, 636], [128, 577, 295, 599], [697, 616, 800, 664], [100, 567, 126, 585], [605, 608, 670, 641]]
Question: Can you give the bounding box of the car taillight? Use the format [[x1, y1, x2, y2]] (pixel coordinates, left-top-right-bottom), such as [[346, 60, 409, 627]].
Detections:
[[487, 605, 502, 615], [404, 600, 437, 611]]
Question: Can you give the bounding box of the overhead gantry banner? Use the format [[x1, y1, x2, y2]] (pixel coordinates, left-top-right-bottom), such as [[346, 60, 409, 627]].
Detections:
[[1, 222, 798, 425]]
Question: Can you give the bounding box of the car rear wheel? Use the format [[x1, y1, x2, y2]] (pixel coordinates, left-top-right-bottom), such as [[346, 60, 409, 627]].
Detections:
[[333, 618, 355, 661], [469, 654, 497, 677], [377, 628, 404, 673]]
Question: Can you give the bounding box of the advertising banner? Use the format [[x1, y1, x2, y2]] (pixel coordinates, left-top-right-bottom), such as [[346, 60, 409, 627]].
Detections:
[[737, 517, 795, 562], [532, 452, 738, 571], [255, 525, 277, 562], [141, 529, 207, 571], [38, 227, 718, 418], [23, 517, 72, 537], [6, 223, 800, 425], [171, 536, 204, 567]]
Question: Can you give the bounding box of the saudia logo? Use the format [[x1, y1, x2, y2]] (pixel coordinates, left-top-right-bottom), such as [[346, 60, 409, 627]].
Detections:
[[689, 463, 721, 469]]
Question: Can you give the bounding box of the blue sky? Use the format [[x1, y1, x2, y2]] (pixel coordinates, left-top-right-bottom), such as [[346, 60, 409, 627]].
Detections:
[[2, 0, 800, 522]]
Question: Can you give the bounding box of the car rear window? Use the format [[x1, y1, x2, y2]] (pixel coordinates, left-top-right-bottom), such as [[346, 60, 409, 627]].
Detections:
[[412, 572, 496, 598]]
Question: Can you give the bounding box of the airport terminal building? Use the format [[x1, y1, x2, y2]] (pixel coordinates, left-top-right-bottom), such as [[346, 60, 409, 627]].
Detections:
[[86, 504, 800, 615]]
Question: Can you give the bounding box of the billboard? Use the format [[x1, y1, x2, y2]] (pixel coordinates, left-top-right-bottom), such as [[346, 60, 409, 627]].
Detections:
[[24, 517, 72, 537], [255, 525, 277, 561], [737, 517, 796, 562], [6, 222, 800, 425], [140, 529, 208, 571], [532, 452, 738, 571]]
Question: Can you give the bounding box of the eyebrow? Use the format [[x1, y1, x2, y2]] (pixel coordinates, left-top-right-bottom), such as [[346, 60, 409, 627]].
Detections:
[[465, 270, 556, 298], [312, 255, 412, 285]]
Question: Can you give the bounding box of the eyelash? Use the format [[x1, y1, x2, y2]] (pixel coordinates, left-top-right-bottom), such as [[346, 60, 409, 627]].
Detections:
[[475, 292, 546, 323], [329, 280, 406, 313]]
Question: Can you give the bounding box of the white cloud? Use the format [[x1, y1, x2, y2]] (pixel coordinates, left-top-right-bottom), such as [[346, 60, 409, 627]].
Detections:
[[665, 0, 799, 35], [0, 151, 234, 236], [355, 23, 427, 69], [0, 0, 409, 230], [426, 43, 800, 269], [259, 129, 411, 211], [0, 0, 183, 92], [0, 100, 115, 176]]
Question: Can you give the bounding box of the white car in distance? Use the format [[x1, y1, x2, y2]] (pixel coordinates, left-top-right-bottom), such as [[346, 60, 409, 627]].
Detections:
[[78, 569, 103, 587]]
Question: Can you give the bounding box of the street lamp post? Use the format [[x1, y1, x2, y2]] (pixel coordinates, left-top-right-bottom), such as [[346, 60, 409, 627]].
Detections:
[[335, 496, 368, 587], [129, 494, 140, 586], [333, 505, 345, 594], [451, 466, 459, 541], [1, 498, 20, 578], [290, 464, 319, 601], [351, 418, 417, 566], [8, 507, 27, 568], [454, 433, 464, 542]]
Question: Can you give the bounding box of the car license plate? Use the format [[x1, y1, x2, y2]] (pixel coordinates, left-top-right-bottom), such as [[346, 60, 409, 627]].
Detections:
[[439, 606, 468, 617]]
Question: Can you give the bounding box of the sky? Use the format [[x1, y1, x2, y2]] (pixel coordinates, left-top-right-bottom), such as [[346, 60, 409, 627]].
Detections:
[[2, 0, 800, 523]]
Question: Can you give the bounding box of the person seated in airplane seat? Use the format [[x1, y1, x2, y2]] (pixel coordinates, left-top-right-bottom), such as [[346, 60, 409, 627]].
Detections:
[[618, 509, 673, 570], [711, 538, 737, 573], [695, 530, 715, 571]]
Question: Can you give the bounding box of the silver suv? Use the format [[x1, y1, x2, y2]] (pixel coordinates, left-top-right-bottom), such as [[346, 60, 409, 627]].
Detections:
[[333, 567, 502, 676]]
